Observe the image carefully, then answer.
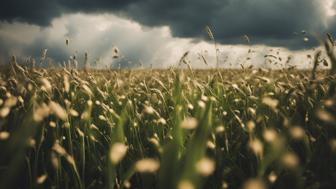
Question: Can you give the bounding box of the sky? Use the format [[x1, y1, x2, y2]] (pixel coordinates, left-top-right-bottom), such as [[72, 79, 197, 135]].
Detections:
[[0, 0, 336, 69]]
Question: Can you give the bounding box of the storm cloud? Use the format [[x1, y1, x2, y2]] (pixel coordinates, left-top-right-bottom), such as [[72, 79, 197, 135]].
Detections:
[[1, 0, 334, 49], [0, 14, 195, 68]]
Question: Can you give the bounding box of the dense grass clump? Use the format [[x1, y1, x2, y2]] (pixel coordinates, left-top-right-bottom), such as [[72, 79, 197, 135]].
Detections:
[[1, 63, 336, 189], [2, 34, 336, 188]]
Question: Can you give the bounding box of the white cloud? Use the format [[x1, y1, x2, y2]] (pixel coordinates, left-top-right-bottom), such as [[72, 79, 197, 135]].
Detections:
[[0, 13, 327, 69], [324, 0, 336, 17]]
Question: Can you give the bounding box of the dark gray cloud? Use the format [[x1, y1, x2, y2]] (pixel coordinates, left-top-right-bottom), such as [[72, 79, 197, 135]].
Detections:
[[0, 0, 332, 49], [0, 0, 138, 26], [0, 14, 194, 68], [125, 0, 327, 49], [0, 1, 61, 26]]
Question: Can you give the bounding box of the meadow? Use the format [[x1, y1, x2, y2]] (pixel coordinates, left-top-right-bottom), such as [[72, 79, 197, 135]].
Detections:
[[1, 39, 336, 189]]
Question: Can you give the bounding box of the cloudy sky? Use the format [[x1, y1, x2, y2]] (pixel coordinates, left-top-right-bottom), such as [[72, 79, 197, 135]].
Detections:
[[0, 0, 336, 68]]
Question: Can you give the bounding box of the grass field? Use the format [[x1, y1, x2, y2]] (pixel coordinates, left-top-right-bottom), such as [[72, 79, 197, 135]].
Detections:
[[1, 41, 336, 189]]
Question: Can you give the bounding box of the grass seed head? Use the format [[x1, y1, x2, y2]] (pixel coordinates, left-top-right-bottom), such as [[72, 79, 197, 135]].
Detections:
[[205, 26, 215, 41], [0, 107, 10, 118], [216, 125, 225, 133], [222, 181, 229, 189], [52, 142, 67, 156], [262, 97, 279, 110], [66, 155, 76, 166], [195, 157, 215, 176], [180, 117, 198, 130], [49, 101, 67, 121], [316, 109, 335, 122], [123, 180, 131, 188], [178, 180, 195, 189], [98, 115, 107, 121], [248, 107, 256, 117], [49, 121, 56, 128], [81, 111, 91, 120], [198, 100, 206, 108], [207, 140, 216, 149], [242, 179, 267, 189], [149, 137, 160, 147], [112, 47, 120, 59], [157, 117, 167, 125], [40, 78, 52, 93], [289, 126, 305, 140], [41, 49, 48, 60], [33, 103, 50, 122], [249, 139, 263, 157], [82, 85, 93, 96], [281, 152, 299, 168], [4, 96, 18, 107], [28, 138, 36, 148], [36, 174, 48, 184], [0, 131, 10, 140], [63, 75, 70, 92], [187, 103, 194, 110], [109, 143, 128, 164], [135, 158, 160, 173], [268, 172, 277, 183], [76, 128, 84, 137], [144, 105, 155, 115], [263, 129, 277, 142], [247, 121, 256, 132], [69, 109, 79, 117]]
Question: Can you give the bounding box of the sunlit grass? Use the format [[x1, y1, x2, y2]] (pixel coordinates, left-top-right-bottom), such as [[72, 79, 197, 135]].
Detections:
[[0, 36, 336, 189]]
